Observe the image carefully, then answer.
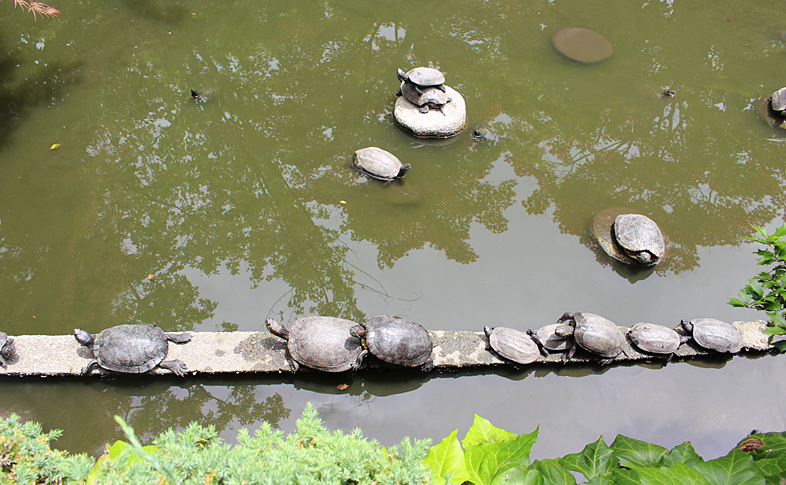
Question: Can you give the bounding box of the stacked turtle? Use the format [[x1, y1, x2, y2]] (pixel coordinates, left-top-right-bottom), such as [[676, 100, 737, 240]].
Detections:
[[393, 67, 467, 138], [396, 68, 451, 115]]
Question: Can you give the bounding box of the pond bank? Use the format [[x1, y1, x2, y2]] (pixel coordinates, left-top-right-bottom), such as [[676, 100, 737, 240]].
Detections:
[[0, 320, 776, 377]]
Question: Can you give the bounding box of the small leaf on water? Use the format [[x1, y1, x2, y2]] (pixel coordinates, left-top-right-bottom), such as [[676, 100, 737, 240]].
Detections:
[[336, 384, 348, 391], [49, 143, 60, 150]]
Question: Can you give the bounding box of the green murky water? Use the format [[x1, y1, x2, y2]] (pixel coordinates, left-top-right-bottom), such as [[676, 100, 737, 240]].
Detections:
[[1, 0, 785, 458]]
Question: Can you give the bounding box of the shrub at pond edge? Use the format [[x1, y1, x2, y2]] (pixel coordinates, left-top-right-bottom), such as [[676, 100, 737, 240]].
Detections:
[[1, 407, 785, 484]]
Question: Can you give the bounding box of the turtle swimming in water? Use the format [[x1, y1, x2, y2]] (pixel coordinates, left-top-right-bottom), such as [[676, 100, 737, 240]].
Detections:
[[74, 324, 192, 376], [353, 147, 411, 181]]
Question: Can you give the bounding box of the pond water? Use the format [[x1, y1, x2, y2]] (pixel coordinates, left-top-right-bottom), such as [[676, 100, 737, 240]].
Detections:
[[1, 0, 785, 460]]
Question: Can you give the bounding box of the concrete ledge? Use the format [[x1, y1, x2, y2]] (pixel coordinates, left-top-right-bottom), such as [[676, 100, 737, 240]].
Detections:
[[0, 320, 777, 377]]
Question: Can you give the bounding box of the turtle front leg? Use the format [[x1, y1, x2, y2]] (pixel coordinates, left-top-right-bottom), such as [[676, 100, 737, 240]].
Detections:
[[353, 349, 369, 371], [420, 357, 434, 372], [81, 360, 101, 376], [165, 332, 192, 344], [562, 340, 577, 363], [159, 359, 188, 376], [285, 351, 299, 372]]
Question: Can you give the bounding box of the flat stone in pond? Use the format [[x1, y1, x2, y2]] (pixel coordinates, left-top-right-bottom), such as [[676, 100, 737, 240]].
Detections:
[[552, 27, 612, 63], [394, 85, 466, 138]]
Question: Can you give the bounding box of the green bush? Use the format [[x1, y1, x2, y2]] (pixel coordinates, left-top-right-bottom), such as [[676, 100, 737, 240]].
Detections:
[[730, 224, 786, 351]]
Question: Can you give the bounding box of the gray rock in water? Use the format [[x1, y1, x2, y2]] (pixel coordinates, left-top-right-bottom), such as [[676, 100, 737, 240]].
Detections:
[[552, 27, 612, 63]]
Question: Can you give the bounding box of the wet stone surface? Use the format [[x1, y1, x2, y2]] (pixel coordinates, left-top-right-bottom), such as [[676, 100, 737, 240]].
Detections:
[[0, 320, 778, 377]]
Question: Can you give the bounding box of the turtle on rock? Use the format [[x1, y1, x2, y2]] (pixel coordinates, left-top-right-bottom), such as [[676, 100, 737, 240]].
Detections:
[[484, 326, 541, 365], [0, 332, 15, 370], [353, 147, 411, 181], [351, 315, 434, 371], [397, 82, 452, 115], [74, 324, 192, 376], [613, 214, 665, 266], [680, 318, 742, 354], [266, 316, 363, 372], [627, 323, 690, 362], [397, 67, 446, 94], [527, 324, 570, 356], [555, 312, 624, 365]]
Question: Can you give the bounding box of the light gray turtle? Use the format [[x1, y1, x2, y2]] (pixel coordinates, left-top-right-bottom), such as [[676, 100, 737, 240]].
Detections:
[[527, 324, 570, 356], [627, 323, 690, 361], [680, 318, 742, 353], [396, 82, 452, 114], [771, 87, 786, 116], [556, 312, 624, 364], [484, 326, 541, 365], [350, 315, 433, 371], [353, 147, 411, 181], [613, 214, 665, 266], [0, 332, 15, 370], [397, 67, 446, 94], [74, 324, 192, 376], [266, 316, 363, 372]]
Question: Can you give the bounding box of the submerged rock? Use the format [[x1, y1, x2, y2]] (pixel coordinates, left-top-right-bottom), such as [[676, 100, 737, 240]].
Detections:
[[552, 27, 612, 63]]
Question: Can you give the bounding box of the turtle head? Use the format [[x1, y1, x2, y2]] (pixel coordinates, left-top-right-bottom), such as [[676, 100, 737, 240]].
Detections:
[[396, 68, 408, 83], [349, 325, 368, 348], [396, 164, 411, 179], [483, 326, 495, 339], [555, 324, 575, 337], [631, 250, 657, 265], [0, 337, 14, 358], [190, 88, 200, 99], [265, 318, 289, 340], [679, 319, 693, 334], [73, 329, 94, 348]]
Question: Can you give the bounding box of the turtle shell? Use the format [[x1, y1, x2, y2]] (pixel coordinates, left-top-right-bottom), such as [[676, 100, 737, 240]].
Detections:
[[628, 323, 682, 354], [485, 326, 541, 364], [613, 214, 665, 265], [353, 147, 410, 181], [772, 87, 786, 114], [92, 324, 170, 373], [399, 82, 450, 109], [362, 315, 432, 367], [533, 324, 569, 351], [571, 313, 624, 359], [682, 318, 742, 353], [287, 316, 363, 372], [405, 67, 445, 87]]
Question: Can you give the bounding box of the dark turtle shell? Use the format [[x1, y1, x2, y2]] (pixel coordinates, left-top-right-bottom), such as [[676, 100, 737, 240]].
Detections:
[[613, 214, 665, 265], [360, 315, 432, 367], [398, 82, 451, 113], [558, 312, 624, 360], [628, 323, 683, 354], [680, 318, 742, 353], [530, 324, 570, 351], [484, 326, 540, 365], [772, 87, 786, 114], [400, 67, 445, 87], [275, 316, 363, 372], [92, 324, 179, 373], [353, 147, 411, 181], [0, 332, 14, 369]]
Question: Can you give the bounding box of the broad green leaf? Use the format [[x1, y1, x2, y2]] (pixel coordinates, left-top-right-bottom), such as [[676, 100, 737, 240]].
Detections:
[[560, 436, 618, 481], [491, 466, 543, 485], [693, 450, 765, 485], [424, 429, 470, 485], [728, 297, 748, 308], [630, 462, 713, 485], [735, 431, 786, 459], [753, 456, 786, 478], [774, 340, 786, 352], [611, 435, 669, 467], [465, 431, 538, 485], [763, 326, 785, 335], [749, 281, 765, 299], [662, 442, 703, 468], [463, 415, 521, 447], [611, 468, 643, 485], [532, 459, 577, 485]]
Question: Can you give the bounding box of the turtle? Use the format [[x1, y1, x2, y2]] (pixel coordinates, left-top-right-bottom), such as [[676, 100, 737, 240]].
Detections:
[[771, 87, 786, 116], [350, 315, 433, 371], [627, 322, 690, 361], [680, 318, 742, 353], [470, 122, 497, 142], [74, 324, 192, 376], [526, 324, 570, 356], [352, 147, 410, 181], [397, 67, 446, 94], [265, 316, 363, 372], [0, 332, 15, 370], [484, 326, 541, 365], [613, 214, 665, 266], [556, 312, 624, 364], [396, 82, 452, 114]]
